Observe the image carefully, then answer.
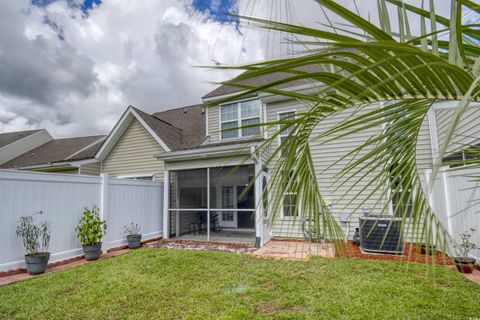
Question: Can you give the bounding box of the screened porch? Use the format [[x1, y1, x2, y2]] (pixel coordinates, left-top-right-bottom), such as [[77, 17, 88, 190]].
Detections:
[[167, 165, 257, 245]]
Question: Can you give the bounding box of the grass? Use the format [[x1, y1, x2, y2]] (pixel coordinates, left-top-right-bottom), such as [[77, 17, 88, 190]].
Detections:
[[0, 248, 479, 319]]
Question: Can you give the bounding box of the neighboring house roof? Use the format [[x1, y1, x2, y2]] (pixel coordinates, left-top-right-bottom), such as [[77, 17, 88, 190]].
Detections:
[[0, 129, 44, 149], [0, 135, 105, 169], [202, 64, 328, 99]]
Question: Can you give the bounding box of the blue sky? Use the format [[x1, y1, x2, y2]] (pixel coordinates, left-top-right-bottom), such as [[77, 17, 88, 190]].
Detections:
[[193, 0, 238, 23]]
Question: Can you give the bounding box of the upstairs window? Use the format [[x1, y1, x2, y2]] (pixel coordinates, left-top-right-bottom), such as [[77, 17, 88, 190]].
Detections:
[[220, 100, 261, 139]]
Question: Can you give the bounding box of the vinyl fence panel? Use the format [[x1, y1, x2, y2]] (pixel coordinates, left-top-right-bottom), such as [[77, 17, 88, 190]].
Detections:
[[0, 170, 163, 272], [426, 167, 480, 259]]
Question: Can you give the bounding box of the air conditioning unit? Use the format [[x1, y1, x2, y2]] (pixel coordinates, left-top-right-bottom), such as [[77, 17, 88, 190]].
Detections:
[[358, 216, 404, 254]]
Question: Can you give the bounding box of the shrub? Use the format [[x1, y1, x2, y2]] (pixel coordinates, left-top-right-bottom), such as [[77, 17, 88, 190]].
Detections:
[[16, 214, 51, 256], [124, 223, 140, 236], [76, 206, 107, 246], [458, 228, 478, 260]]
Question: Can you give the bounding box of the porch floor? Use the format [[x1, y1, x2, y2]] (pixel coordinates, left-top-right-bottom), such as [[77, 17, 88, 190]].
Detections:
[[176, 230, 256, 245]]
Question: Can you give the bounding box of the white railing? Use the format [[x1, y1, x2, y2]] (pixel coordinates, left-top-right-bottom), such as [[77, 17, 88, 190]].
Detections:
[[426, 167, 480, 259], [0, 170, 163, 272]]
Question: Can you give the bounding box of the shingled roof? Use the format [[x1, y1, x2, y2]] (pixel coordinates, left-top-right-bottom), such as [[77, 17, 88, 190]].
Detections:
[[0, 135, 105, 169], [0, 129, 43, 149], [133, 104, 206, 151], [202, 64, 328, 99]]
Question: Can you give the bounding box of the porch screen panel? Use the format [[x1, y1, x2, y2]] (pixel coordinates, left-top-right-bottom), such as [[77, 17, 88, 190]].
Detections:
[[209, 165, 255, 209], [209, 165, 255, 229], [169, 169, 208, 209]]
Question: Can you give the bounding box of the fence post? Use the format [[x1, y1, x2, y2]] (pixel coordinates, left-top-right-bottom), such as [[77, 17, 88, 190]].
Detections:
[[441, 170, 453, 237], [100, 173, 109, 253]]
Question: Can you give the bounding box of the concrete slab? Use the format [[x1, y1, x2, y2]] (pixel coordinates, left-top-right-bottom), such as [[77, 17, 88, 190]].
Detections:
[[252, 240, 335, 260]]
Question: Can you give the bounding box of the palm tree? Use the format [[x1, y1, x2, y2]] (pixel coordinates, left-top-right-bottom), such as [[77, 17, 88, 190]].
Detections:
[[214, 0, 480, 259]]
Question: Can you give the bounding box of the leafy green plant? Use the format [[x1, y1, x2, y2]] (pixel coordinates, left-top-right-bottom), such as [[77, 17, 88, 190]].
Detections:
[[76, 206, 107, 246], [124, 223, 140, 236], [16, 214, 51, 256], [457, 228, 478, 260]]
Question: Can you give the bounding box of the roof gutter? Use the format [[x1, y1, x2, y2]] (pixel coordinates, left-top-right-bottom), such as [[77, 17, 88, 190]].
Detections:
[[202, 82, 324, 104], [155, 142, 256, 162]]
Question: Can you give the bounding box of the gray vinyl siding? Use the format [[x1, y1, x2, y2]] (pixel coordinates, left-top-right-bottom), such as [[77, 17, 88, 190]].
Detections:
[[102, 119, 165, 181], [206, 105, 220, 143], [264, 99, 309, 238], [80, 162, 101, 176], [416, 116, 434, 174], [436, 107, 480, 153], [265, 99, 429, 242], [309, 104, 387, 240]]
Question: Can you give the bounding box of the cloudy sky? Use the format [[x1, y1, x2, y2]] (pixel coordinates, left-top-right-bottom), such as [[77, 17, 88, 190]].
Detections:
[[0, 0, 466, 137]]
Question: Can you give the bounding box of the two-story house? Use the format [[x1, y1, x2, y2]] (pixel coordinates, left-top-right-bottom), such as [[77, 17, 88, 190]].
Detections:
[[95, 68, 473, 248]]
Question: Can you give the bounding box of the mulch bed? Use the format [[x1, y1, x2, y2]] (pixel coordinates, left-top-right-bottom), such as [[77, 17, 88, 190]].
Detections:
[[150, 239, 257, 254], [343, 241, 454, 265]]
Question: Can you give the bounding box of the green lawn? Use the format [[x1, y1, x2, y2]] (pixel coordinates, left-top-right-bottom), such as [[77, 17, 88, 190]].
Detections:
[[1, 249, 479, 319]]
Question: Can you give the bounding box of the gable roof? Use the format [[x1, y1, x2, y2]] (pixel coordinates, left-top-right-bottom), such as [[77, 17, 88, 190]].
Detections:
[[0, 129, 44, 149], [96, 104, 206, 160], [202, 64, 328, 100], [152, 104, 206, 150], [0, 135, 105, 169]]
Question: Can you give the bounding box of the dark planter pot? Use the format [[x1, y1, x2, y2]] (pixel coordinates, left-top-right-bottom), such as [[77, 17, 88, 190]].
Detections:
[[420, 244, 436, 255], [127, 234, 142, 249], [25, 253, 50, 275], [83, 243, 102, 261], [454, 257, 476, 274]]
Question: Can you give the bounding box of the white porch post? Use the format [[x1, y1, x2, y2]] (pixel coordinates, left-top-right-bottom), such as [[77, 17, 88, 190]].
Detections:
[[207, 167, 210, 242], [254, 160, 262, 248], [163, 170, 170, 239], [100, 173, 109, 253]]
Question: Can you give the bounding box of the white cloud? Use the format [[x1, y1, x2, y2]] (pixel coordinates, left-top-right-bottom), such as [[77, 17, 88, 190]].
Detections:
[[0, 0, 455, 137], [0, 0, 265, 137]]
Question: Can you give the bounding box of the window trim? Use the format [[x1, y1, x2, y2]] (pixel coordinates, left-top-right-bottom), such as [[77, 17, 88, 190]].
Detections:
[[281, 191, 300, 219], [219, 98, 262, 140]]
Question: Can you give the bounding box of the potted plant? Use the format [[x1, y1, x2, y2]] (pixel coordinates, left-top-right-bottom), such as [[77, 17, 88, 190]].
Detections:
[[125, 223, 142, 249], [453, 228, 477, 274], [76, 206, 107, 261], [16, 214, 51, 275]]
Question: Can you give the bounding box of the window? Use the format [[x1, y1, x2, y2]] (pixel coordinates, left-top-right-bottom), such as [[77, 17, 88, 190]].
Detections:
[[282, 193, 298, 217], [389, 165, 412, 217], [220, 100, 261, 139], [442, 144, 480, 168], [117, 174, 154, 181], [278, 111, 296, 157], [282, 170, 299, 218]]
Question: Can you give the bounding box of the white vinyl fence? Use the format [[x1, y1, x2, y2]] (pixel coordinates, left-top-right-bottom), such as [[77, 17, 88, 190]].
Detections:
[[426, 167, 480, 259], [0, 170, 163, 272]]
